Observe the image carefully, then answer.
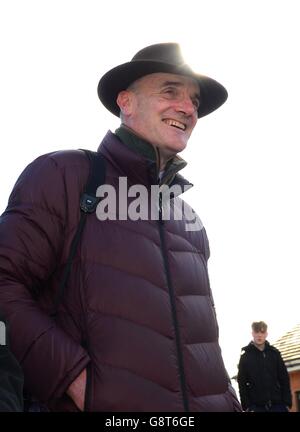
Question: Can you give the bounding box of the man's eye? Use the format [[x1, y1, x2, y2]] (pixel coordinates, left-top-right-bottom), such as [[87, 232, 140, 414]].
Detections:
[[193, 99, 200, 109], [163, 88, 176, 96]]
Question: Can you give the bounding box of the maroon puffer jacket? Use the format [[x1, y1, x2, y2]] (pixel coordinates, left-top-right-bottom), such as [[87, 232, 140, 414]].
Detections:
[[0, 131, 241, 411]]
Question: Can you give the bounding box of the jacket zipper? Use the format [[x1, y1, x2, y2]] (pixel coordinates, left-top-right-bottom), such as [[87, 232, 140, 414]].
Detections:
[[157, 192, 189, 412]]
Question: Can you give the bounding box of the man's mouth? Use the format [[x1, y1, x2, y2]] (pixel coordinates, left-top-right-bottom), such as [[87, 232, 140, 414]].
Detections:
[[163, 119, 186, 131]]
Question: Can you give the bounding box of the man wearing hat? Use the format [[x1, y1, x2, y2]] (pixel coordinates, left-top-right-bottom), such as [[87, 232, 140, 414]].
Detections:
[[0, 43, 241, 411]]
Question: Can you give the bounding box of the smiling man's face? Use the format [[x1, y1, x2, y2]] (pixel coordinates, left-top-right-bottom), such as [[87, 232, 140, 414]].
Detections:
[[118, 72, 200, 162]]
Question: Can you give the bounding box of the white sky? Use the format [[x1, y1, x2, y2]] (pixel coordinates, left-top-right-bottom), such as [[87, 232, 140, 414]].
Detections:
[[1, 0, 299, 382]]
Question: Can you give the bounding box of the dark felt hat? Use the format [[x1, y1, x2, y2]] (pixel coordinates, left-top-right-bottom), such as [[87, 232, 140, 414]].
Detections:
[[97, 43, 228, 119]]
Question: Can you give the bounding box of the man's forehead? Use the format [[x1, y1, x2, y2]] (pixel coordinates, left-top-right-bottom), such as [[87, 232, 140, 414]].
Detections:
[[135, 72, 200, 94]]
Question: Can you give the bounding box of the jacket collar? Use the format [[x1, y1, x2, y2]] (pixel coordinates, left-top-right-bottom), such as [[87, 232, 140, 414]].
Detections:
[[98, 130, 193, 197], [115, 125, 188, 185], [243, 340, 271, 352]]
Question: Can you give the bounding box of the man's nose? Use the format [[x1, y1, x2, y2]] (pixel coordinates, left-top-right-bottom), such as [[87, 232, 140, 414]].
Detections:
[[175, 95, 197, 116]]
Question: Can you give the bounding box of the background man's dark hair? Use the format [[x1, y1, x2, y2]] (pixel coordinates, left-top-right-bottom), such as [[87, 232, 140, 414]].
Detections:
[[251, 321, 268, 332]]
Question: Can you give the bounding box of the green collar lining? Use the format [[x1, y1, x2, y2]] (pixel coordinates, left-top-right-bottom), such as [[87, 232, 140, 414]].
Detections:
[[115, 125, 187, 185]]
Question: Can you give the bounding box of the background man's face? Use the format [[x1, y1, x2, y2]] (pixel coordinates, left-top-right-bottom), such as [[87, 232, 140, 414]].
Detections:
[[125, 73, 199, 160], [252, 330, 268, 346]]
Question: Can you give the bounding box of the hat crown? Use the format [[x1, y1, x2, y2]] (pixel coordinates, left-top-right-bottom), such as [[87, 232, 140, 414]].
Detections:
[[132, 43, 186, 67]]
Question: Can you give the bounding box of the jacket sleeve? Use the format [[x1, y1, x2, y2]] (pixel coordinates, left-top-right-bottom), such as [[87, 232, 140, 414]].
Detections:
[[200, 227, 242, 412], [0, 344, 24, 412], [277, 351, 292, 408], [237, 353, 250, 411], [0, 154, 90, 402]]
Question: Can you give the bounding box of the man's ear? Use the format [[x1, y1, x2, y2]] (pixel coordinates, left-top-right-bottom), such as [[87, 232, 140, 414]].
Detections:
[[116, 90, 133, 116]]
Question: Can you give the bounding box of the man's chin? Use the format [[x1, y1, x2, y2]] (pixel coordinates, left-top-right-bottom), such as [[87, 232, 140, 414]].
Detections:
[[167, 140, 188, 153]]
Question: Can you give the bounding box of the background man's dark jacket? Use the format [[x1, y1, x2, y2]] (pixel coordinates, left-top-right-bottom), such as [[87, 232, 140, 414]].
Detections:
[[237, 341, 292, 410]]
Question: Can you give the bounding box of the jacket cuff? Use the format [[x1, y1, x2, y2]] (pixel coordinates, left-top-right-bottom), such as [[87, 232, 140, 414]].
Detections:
[[50, 354, 90, 400]]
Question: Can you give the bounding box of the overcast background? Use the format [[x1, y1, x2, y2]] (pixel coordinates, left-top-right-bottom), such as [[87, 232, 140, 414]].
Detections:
[[1, 0, 299, 385]]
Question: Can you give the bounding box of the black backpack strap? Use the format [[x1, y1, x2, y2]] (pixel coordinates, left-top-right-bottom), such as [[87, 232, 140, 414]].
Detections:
[[51, 150, 106, 317], [80, 150, 106, 213]]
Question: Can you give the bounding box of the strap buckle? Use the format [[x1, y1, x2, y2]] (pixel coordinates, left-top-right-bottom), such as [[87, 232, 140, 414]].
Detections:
[[80, 193, 100, 213]]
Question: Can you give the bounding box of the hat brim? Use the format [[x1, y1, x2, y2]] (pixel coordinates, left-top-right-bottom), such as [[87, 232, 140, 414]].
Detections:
[[97, 60, 228, 118]]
